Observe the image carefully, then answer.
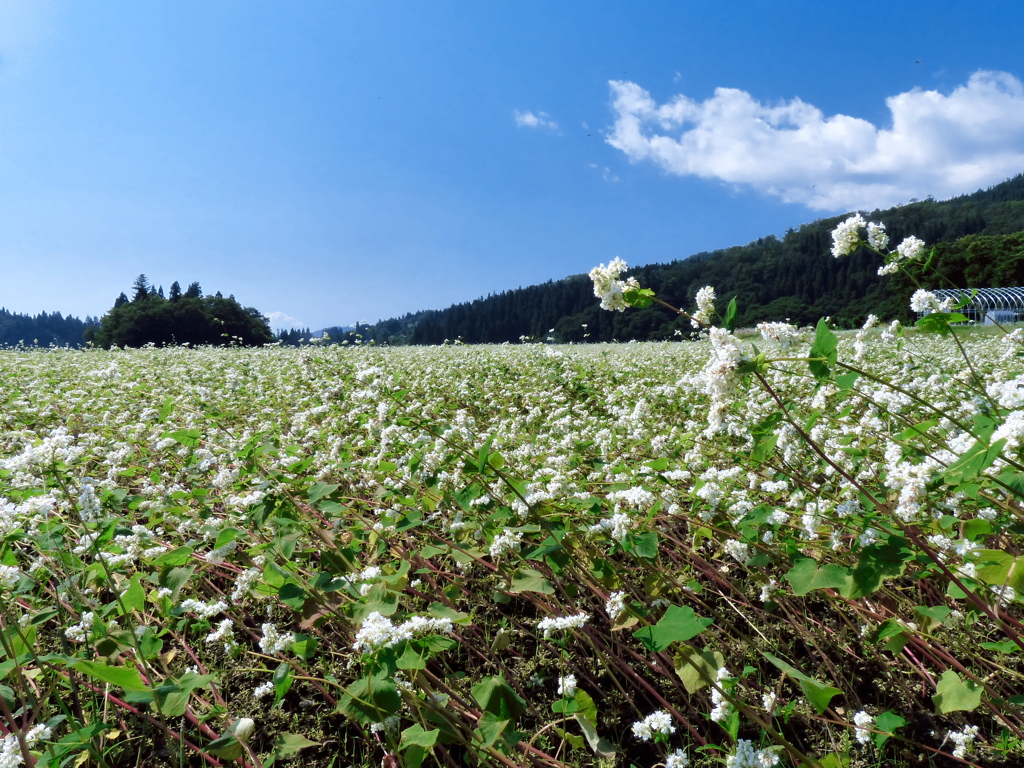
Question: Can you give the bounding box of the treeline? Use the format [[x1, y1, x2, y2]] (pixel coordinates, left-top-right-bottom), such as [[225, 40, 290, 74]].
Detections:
[[353, 173, 1024, 344], [0, 309, 99, 347], [89, 275, 274, 348]]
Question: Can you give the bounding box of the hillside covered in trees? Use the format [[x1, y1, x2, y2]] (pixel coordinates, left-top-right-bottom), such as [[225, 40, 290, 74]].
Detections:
[[352, 173, 1024, 345], [0, 309, 98, 347]]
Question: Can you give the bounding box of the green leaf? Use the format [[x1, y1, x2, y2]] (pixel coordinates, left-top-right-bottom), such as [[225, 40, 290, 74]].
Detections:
[[152, 547, 194, 568], [272, 733, 320, 761], [632, 605, 713, 652], [944, 439, 1007, 486], [843, 537, 913, 598], [509, 568, 555, 595], [308, 482, 339, 504], [471, 675, 526, 720], [153, 672, 214, 717], [574, 713, 615, 758], [631, 531, 659, 559], [72, 661, 149, 692], [808, 318, 838, 379], [784, 557, 851, 596], [623, 287, 655, 309], [278, 582, 307, 610], [339, 671, 402, 723], [721, 295, 738, 331], [162, 429, 202, 448], [932, 670, 982, 714], [762, 652, 842, 714], [473, 712, 509, 749], [400, 724, 439, 750], [873, 710, 907, 748], [674, 645, 724, 694], [206, 734, 243, 761], [974, 549, 1015, 586]]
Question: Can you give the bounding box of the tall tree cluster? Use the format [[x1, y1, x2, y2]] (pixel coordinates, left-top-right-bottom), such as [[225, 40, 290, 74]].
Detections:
[[90, 276, 274, 348]]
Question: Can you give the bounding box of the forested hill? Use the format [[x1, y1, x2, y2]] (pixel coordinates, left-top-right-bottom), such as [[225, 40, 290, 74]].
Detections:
[[0, 309, 98, 347], [355, 173, 1024, 345]]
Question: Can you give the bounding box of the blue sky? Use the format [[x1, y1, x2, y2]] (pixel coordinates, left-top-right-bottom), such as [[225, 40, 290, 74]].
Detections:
[[3, 1, 1024, 331]]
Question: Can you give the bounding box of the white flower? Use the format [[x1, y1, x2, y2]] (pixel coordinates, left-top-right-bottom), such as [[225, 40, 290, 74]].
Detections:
[[910, 289, 953, 314], [259, 622, 294, 655], [726, 739, 779, 768], [724, 539, 751, 564], [853, 710, 874, 746], [253, 681, 275, 698], [489, 528, 524, 558], [557, 674, 577, 697], [0, 566, 21, 591], [831, 214, 865, 258], [710, 667, 733, 722], [867, 221, 889, 251], [666, 749, 690, 768], [948, 724, 979, 759], [693, 285, 716, 327], [895, 235, 925, 263], [589, 257, 641, 312], [353, 611, 454, 653], [631, 710, 675, 741], [605, 590, 627, 621], [537, 613, 589, 638]]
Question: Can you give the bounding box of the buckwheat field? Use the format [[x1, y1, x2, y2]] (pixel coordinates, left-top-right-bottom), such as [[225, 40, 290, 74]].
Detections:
[[3, 227, 1024, 768]]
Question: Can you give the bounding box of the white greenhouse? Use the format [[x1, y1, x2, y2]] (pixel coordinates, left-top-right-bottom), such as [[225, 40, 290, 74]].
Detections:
[[928, 287, 1024, 324]]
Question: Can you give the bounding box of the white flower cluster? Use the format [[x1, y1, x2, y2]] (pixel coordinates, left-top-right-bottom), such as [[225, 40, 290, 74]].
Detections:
[[831, 214, 866, 257], [0, 566, 21, 592], [710, 667, 733, 722], [909, 289, 954, 314], [692, 285, 716, 328], [725, 740, 779, 768], [253, 680, 275, 699], [259, 622, 295, 655], [703, 328, 749, 436], [557, 673, 577, 697], [631, 710, 675, 741], [853, 710, 874, 746], [605, 590, 627, 621], [230, 567, 262, 602], [488, 528, 524, 558], [204, 618, 237, 654], [0, 724, 52, 768], [756, 322, 801, 349], [947, 724, 979, 759], [866, 221, 889, 251], [666, 749, 690, 768], [589, 257, 640, 312], [180, 598, 228, 620], [353, 611, 454, 653], [831, 216, 926, 276], [723, 540, 751, 564], [65, 611, 94, 642], [537, 612, 589, 638], [78, 479, 103, 523]]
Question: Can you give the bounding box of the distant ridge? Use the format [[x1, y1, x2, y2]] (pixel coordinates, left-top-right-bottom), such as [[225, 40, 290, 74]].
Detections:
[[341, 174, 1024, 345]]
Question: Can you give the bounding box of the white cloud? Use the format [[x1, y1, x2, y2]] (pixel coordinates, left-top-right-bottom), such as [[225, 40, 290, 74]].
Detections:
[[265, 311, 304, 330], [606, 71, 1024, 211], [515, 110, 558, 131]]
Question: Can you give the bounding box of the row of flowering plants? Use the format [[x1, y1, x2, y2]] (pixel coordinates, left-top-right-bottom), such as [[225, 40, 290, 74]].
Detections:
[[0, 217, 1022, 767]]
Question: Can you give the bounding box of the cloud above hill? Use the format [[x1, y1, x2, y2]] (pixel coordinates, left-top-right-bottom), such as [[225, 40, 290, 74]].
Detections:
[[606, 70, 1024, 211]]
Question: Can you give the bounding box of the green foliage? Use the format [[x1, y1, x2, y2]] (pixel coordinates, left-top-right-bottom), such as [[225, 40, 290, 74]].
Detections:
[[92, 280, 273, 347]]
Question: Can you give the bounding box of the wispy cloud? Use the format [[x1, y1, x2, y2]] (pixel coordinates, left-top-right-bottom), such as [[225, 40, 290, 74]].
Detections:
[[515, 109, 558, 131], [606, 71, 1024, 211], [265, 310, 304, 330]]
